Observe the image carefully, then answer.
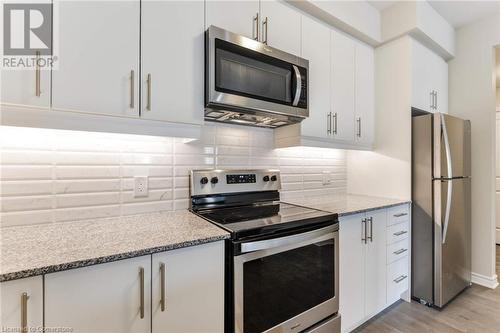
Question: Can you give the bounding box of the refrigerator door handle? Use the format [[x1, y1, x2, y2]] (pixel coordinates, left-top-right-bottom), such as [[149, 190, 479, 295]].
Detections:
[[442, 180, 452, 244], [441, 113, 453, 178]]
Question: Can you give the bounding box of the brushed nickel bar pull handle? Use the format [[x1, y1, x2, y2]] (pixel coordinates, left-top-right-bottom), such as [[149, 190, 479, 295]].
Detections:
[[333, 112, 338, 135], [21, 292, 29, 330], [430, 91, 433, 110], [35, 51, 41, 97], [327, 112, 332, 134], [368, 217, 373, 242], [146, 73, 152, 111], [361, 218, 367, 244], [130, 70, 135, 109], [262, 17, 268, 44], [253, 13, 259, 41], [393, 230, 408, 236], [393, 213, 408, 217], [393, 248, 408, 255], [139, 267, 144, 319], [435, 91, 438, 110], [160, 262, 166, 312], [394, 275, 407, 283], [356, 117, 362, 138]]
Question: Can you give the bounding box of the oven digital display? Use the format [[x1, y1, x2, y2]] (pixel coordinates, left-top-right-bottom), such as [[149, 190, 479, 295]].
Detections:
[[227, 174, 256, 184]]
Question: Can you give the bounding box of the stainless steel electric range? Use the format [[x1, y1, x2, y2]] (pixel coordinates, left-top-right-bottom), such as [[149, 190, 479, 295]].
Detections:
[[190, 169, 340, 333]]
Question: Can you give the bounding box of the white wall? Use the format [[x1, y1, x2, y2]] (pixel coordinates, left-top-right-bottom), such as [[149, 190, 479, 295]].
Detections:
[[497, 88, 500, 110], [347, 36, 412, 200], [0, 124, 347, 227], [448, 13, 500, 282]]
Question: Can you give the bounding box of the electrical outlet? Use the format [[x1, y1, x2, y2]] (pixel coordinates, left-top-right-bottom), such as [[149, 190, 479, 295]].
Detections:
[[322, 171, 331, 185], [134, 176, 149, 197]]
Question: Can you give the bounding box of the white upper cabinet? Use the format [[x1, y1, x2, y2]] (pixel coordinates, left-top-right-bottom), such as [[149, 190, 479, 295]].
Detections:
[[300, 15, 331, 139], [355, 41, 375, 147], [259, 0, 301, 55], [52, 0, 140, 117], [412, 39, 448, 114], [1, 276, 43, 331], [1, 67, 51, 108], [45, 255, 151, 333], [331, 30, 356, 142], [141, 0, 203, 125], [205, 0, 260, 39], [151, 241, 225, 333]]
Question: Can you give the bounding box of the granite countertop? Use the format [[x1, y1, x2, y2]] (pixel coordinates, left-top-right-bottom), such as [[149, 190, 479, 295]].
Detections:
[[285, 194, 410, 217], [0, 210, 229, 282]]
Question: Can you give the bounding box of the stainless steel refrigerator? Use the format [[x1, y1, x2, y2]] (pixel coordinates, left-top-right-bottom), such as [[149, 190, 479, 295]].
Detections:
[[412, 112, 471, 308]]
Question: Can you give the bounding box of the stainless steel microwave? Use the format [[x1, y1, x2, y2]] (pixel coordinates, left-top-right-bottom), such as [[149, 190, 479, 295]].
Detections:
[[205, 25, 309, 128]]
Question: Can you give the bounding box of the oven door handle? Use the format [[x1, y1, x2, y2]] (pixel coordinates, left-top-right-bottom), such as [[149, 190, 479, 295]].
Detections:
[[240, 224, 335, 254], [292, 65, 302, 107]]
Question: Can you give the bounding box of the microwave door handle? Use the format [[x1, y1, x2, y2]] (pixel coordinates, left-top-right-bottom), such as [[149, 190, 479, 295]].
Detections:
[[292, 65, 302, 106]]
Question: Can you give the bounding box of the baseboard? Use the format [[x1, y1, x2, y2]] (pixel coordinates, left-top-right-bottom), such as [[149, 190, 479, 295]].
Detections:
[[471, 272, 499, 289]]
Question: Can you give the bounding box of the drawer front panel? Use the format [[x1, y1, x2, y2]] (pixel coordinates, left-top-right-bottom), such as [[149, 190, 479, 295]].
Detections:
[[387, 221, 409, 245], [387, 257, 409, 304], [387, 238, 409, 264], [387, 205, 409, 226]]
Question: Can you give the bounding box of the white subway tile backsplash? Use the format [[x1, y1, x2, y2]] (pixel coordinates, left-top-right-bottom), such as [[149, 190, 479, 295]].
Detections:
[[0, 123, 347, 227]]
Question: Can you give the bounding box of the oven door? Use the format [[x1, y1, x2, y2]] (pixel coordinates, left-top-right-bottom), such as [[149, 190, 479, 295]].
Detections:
[[206, 26, 308, 119], [234, 224, 339, 333]]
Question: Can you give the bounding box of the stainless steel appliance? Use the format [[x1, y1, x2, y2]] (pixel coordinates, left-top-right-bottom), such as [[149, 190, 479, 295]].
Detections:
[[412, 113, 472, 308], [205, 26, 309, 128], [190, 169, 340, 333]]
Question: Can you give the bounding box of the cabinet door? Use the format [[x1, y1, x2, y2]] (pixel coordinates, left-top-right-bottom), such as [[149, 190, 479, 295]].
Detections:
[[1, 67, 50, 108], [205, 0, 259, 40], [435, 58, 448, 114], [52, 0, 139, 117], [45, 256, 151, 333], [152, 242, 224, 333], [1, 276, 43, 331], [300, 15, 330, 139], [412, 40, 435, 113], [339, 213, 365, 333], [364, 209, 387, 317], [260, 0, 301, 55], [331, 30, 355, 142], [355, 42, 375, 147], [141, 0, 203, 125]]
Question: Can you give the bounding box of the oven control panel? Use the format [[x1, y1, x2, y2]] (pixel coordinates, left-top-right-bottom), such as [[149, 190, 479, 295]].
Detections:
[[190, 169, 281, 196]]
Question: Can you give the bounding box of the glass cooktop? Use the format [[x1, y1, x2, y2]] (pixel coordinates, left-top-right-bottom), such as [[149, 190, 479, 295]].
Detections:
[[194, 202, 337, 240]]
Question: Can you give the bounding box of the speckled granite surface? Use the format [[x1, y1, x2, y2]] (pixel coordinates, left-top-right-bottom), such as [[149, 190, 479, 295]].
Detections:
[[285, 194, 410, 217], [0, 211, 229, 282]]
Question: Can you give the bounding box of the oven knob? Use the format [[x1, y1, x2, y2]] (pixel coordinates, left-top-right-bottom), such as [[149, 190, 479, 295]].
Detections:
[[263, 175, 270, 182], [271, 175, 278, 182], [200, 177, 209, 185], [210, 177, 219, 184]]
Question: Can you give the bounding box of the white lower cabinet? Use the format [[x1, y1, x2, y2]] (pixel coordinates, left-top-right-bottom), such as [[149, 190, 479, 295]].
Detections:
[[151, 241, 224, 333], [45, 255, 152, 333], [340, 204, 410, 333], [0, 276, 43, 331]]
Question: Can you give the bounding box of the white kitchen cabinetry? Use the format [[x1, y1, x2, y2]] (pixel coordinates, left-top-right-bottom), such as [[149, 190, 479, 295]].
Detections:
[[259, 0, 301, 55], [1, 65, 50, 109], [331, 30, 356, 142], [205, 0, 260, 39], [45, 255, 152, 333], [141, 0, 204, 125], [355, 42, 375, 146], [299, 15, 331, 140], [151, 241, 224, 333], [340, 204, 410, 333], [0, 276, 43, 331], [52, 0, 140, 117], [412, 39, 448, 113]]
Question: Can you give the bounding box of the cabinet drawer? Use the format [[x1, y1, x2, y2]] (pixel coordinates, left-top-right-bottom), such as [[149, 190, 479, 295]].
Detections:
[[387, 221, 409, 245], [387, 238, 409, 264], [387, 257, 409, 304], [387, 205, 409, 226]]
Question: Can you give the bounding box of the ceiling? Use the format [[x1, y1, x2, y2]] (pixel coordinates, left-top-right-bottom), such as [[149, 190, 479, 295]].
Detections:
[[368, 1, 500, 28]]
